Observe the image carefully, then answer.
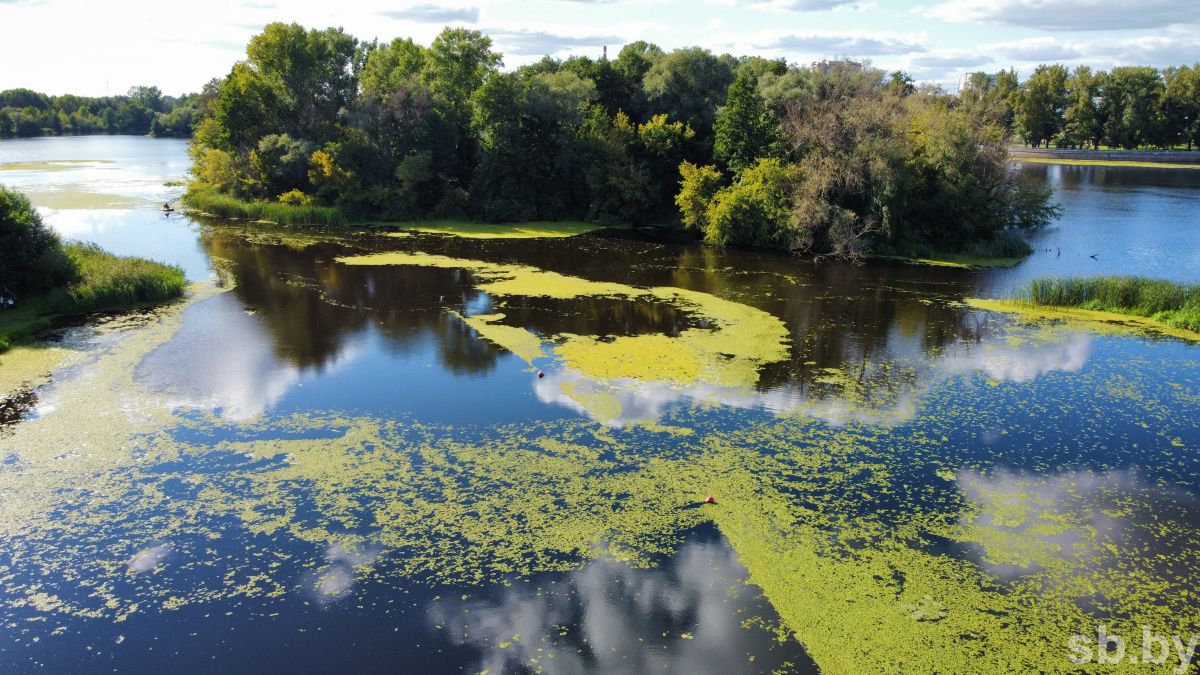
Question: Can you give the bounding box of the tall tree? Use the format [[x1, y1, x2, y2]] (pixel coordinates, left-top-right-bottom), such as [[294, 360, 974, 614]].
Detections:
[[643, 47, 735, 143], [1015, 64, 1068, 147], [1100, 67, 1166, 149], [245, 23, 359, 144], [422, 28, 502, 121], [1163, 65, 1200, 150], [360, 38, 426, 102], [713, 70, 779, 174], [1062, 66, 1103, 149]]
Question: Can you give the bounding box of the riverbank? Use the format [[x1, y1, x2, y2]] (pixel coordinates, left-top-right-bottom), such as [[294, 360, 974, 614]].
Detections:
[[1009, 147, 1200, 169], [188, 192, 1041, 269], [184, 190, 619, 238], [875, 254, 1024, 269], [0, 243, 186, 352], [968, 276, 1200, 341]]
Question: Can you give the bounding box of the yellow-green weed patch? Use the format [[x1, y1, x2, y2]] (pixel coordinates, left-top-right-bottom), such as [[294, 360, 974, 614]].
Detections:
[[390, 220, 609, 239], [967, 298, 1200, 342]]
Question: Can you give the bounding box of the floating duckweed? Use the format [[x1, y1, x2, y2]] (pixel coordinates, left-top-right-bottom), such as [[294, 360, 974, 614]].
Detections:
[[458, 313, 546, 364], [0, 160, 114, 172], [3, 250, 1200, 674], [335, 251, 791, 391], [21, 190, 146, 210], [0, 344, 77, 402], [559, 381, 623, 423], [390, 221, 607, 239]]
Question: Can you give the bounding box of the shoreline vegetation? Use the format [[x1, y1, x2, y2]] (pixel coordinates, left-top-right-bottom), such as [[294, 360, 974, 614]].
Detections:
[[1012, 156, 1200, 170], [970, 276, 1200, 341], [184, 190, 1025, 266], [0, 185, 186, 353], [0, 86, 204, 139], [1009, 147, 1200, 169], [183, 190, 617, 239], [183, 23, 1059, 263]]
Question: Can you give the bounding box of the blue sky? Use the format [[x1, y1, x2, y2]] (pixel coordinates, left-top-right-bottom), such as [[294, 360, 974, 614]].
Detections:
[[2, 0, 1198, 96]]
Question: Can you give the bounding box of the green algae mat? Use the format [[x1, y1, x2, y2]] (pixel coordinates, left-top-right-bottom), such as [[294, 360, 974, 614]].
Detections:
[[5, 241, 1200, 672]]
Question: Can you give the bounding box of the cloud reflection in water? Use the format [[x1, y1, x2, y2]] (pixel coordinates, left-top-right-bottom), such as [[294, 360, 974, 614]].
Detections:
[[535, 332, 1093, 428], [427, 537, 812, 674], [136, 293, 362, 420]]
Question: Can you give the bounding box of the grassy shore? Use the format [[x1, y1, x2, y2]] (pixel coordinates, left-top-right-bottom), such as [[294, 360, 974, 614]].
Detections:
[[0, 243, 185, 352], [183, 190, 347, 226], [1024, 276, 1200, 331], [185, 190, 630, 239], [969, 276, 1200, 341], [1013, 156, 1200, 170]]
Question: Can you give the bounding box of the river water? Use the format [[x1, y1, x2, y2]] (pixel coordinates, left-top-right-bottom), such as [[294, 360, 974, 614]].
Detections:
[[1, 136, 1199, 673]]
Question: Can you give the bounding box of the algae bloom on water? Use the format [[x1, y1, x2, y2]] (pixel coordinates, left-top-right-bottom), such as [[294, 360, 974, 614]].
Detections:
[[968, 276, 1200, 342], [337, 250, 791, 391], [391, 220, 610, 239]]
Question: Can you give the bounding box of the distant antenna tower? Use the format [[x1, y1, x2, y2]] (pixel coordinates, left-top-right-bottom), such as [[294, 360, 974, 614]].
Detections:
[[602, 45, 607, 60]]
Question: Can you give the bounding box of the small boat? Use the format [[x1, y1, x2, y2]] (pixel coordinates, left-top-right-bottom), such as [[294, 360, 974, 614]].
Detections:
[[162, 205, 175, 212]]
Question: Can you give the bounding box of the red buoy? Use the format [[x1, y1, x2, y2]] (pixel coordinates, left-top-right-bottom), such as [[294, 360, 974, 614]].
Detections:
[[537, 371, 545, 379], [704, 495, 715, 504]]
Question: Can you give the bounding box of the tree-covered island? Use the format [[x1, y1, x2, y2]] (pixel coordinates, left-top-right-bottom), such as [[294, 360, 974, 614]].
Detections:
[[182, 23, 1061, 263]]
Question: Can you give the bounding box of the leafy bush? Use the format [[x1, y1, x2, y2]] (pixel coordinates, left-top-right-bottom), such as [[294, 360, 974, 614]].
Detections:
[[278, 189, 315, 206], [702, 158, 794, 247], [0, 183, 78, 294]]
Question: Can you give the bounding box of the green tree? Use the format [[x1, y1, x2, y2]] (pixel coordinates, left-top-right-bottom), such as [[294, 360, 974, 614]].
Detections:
[[713, 70, 780, 174], [675, 161, 723, 231], [1100, 67, 1166, 149], [578, 109, 652, 224], [423, 28, 502, 120], [1015, 64, 1068, 147], [1163, 65, 1200, 150], [885, 71, 916, 97], [637, 114, 695, 218], [245, 23, 359, 143], [212, 62, 283, 150], [643, 47, 735, 141], [611, 40, 663, 119], [959, 70, 1019, 128], [360, 38, 426, 102], [0, 184, 76, 294], [1062, 66, 1103, 149], [128, 85, 164, 113], [251, 134, 314, 198], [702, 157, 794, 247]]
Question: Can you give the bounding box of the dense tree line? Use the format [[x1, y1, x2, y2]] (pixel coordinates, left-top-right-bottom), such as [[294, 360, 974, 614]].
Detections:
[[961, 64, 1200, 150], [188, 23, 1058, 259], [0, 85, 210, 138]]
